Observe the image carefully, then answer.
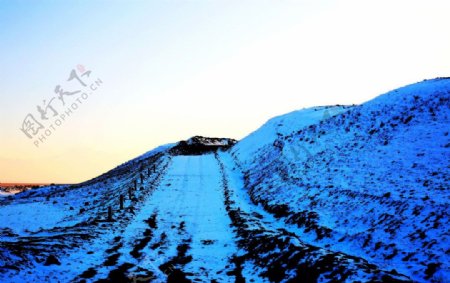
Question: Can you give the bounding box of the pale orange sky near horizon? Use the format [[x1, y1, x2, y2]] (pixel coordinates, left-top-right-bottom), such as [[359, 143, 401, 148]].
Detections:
[[1, 0, 449, 184]]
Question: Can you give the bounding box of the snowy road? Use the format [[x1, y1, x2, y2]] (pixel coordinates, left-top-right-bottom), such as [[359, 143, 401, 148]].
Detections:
[[147, 154, 239, 282], [85, 154, 257, 282]]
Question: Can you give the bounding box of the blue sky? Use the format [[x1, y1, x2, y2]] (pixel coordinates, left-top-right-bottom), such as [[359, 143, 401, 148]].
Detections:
[[1, 0, 449, 183]]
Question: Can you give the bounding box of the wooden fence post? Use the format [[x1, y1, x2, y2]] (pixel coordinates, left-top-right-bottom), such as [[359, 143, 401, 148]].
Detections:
[[108, 206, 113, 222]]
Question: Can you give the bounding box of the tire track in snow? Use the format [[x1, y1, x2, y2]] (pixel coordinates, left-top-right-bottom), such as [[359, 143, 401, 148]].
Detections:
[[155, 155, 239, 282], [107, 154, 242, 282]]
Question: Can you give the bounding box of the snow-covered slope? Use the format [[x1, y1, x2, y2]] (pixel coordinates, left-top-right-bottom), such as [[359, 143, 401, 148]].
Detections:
[[231, 105, 353, 166], [0, 144, 174, 281], [0, 78, 448, 283], [232, 78, 450, 282]]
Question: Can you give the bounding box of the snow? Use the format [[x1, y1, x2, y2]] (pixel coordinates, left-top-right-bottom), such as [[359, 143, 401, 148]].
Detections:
[[0, 191, 15, 197], [1, 78, 449, 282], [231, 105, 353, 167], [230, 78, 450, 282], [0, 202, 71, 236], [153, 155, 238, 281]]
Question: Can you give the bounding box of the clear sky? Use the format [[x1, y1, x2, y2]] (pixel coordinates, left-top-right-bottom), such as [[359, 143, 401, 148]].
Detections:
[[1, 0, 449, 184]]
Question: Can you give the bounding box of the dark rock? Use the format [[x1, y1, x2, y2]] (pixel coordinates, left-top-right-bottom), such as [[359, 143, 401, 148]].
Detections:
[[44, 255, 61, 266]]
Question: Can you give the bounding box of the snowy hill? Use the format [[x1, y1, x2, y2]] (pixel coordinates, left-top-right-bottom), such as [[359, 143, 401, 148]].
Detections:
[[231, 78, 450, 282], [0, 78, 448, 282]]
